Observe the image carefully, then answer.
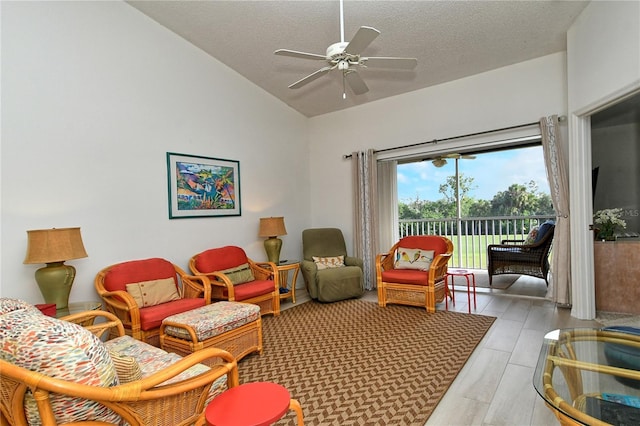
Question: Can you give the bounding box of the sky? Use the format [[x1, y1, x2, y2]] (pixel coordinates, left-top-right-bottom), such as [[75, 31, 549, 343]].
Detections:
[[397, 145, 550, 202]]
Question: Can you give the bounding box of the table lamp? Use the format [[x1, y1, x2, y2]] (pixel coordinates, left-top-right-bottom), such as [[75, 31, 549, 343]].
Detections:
[[258, 217, 287, 264], [24, 227, 88, 309]]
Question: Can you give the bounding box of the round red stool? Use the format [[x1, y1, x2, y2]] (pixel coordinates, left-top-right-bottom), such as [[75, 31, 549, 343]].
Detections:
[[445, 269, 476, 313], [205, 381, 304, 426]]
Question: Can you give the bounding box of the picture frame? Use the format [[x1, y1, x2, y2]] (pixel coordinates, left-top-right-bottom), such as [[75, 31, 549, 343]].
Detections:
[[166, 152, 241, 219]]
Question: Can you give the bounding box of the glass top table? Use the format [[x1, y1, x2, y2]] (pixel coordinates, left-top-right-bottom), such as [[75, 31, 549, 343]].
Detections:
[[533, 328, 640, 425]]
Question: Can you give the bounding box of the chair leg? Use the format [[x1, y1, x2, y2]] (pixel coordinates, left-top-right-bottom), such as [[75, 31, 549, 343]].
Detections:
[[290, 399, 305, 426]]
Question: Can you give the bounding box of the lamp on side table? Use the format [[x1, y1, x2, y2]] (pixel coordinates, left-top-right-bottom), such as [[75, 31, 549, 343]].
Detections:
[[23, 227, 88, 309], [258, 217, 287, 264]]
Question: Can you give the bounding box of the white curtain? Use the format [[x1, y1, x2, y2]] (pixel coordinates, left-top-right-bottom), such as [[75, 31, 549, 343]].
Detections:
[[377, 160, 398, 253], [352, 149, 378, 290], [540, 115, 571, 306]]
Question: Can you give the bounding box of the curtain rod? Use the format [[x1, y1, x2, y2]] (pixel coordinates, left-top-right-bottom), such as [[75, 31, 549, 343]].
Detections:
[[342, 116, 565, 159]]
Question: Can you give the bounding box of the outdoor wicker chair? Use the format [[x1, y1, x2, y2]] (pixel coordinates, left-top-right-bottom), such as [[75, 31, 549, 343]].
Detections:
[[487, 222, 555, 286]]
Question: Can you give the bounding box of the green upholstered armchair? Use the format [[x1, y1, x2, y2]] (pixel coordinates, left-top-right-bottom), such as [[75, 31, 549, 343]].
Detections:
[[301, 228, 365, 302]]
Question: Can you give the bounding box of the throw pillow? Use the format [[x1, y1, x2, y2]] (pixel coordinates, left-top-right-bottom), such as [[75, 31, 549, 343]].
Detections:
[[109, 350, 142, 383], [394, 248, 435, 270], [0, 308, 120, 425], [523, 226, 539, 245], [219, 263, 255, 285], [534, 220, 555, 243], [313, 255, 345, 270], [126, 277, 180, 307]]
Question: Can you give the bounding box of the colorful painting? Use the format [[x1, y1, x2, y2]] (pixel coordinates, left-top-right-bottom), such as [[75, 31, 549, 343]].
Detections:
[[166, 152, 241, 218]]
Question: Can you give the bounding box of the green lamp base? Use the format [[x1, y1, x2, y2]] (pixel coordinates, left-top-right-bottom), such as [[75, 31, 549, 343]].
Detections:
[[34, 261, 76, 309], [264, 237, 283, 264]]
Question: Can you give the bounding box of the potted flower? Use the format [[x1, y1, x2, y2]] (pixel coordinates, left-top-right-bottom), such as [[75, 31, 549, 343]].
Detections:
[[593, 208, 627, 241]]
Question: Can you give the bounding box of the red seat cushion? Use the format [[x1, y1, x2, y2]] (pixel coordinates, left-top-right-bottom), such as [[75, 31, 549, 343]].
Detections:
[[138, 298, 206, 331], [103, 258, 178, 292], [222, 280, 275, 300], [381, 269, 430, 286], [194, 246, 249, 273]]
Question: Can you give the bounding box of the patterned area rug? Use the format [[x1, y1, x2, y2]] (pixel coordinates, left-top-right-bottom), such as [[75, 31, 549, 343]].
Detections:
[[239, 299, 496, 425]]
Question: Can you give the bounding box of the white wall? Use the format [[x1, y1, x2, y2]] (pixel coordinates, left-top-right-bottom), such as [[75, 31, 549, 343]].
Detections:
[[0, 2, 310, 304], [566, 0, 640, 319], [568, 1, 640, 113], [307, 53, 568, 251]]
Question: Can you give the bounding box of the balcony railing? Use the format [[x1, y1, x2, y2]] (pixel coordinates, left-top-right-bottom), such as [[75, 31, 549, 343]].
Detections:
[[399, 215, 555, 269]]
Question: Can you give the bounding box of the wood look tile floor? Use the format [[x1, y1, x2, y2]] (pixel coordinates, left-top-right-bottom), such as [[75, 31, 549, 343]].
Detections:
[[282, 272, 602, 426]]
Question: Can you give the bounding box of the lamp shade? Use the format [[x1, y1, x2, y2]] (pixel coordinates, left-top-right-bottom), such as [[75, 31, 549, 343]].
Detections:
[[24, 227, 88, 264], [258, 217, 287, 238]]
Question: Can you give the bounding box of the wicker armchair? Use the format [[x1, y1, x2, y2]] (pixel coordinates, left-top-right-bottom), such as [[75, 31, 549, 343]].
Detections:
[[189, 246, 280, 316], [95, 257, 211, 346], [376, 235, 453, 313], [487, 223, 555, 286], [0, 309, 239, 426]]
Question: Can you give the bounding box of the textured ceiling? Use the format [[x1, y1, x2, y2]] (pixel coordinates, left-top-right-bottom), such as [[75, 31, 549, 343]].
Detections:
[[127, 1, 589, 118]]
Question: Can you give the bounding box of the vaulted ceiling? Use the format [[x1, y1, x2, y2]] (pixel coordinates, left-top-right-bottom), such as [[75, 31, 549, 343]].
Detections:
[[127, 1, 589, 117]]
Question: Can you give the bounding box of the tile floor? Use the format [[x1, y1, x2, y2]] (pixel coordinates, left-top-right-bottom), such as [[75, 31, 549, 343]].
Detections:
[[282, 273, 603, 426]]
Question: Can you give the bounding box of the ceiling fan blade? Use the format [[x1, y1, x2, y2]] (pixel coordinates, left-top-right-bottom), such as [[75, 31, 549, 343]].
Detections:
[[288, 66, 333, 89], [345, 70, 369, 95], [361, 56, 418, 70], [345, 26, 380, 55], [274, 49, 326, 60]]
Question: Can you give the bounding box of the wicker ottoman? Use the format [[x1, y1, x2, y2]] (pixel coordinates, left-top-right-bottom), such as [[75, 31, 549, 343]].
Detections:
[[160, 301, 262, 365]]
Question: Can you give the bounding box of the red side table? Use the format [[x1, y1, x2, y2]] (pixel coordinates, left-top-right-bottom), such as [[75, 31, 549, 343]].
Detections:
[[205, 381, 304, 426], [445, 269, 477, 314]]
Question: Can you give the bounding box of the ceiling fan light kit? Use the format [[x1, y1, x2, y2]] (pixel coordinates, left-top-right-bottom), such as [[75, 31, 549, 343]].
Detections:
[[431, 153, 477, 167], [274, 0, 417, 98]]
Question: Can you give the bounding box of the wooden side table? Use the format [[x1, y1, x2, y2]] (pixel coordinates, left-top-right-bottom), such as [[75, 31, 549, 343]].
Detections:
[[204, 381, 304, 426], [271, 260, 300, 304]]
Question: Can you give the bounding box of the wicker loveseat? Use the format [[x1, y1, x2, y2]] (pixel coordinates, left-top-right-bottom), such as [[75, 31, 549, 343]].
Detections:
[[95, 257, 211, 346], [0, 298, 238, 426]]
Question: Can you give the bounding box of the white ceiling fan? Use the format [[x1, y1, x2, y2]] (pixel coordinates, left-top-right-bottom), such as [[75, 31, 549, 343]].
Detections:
[[274, 0, 417, 98], [432, 153, 477, 167]]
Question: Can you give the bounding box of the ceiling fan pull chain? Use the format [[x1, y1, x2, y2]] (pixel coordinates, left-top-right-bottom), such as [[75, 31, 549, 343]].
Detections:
[[343, 72, 347, 99]]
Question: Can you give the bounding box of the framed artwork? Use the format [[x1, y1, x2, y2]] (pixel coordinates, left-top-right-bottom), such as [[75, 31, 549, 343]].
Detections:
[[166, 152, 241, 218]]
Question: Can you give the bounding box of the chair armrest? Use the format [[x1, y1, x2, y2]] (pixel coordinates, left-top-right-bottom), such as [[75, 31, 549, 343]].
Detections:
[[250, 260, 278, 283], [139, 347, 239, 389], [205, 272, 236, 299], [344, 256, 363, 269], [501, 239, 525, 244], [488, 242, 527, 250], [376, 252, 395, 272], [60, 310, 125, 340], [300, 259, 317, 274], [175, 264, 211, 301], [429, 252, 452, 281], [97, 290, 141, 325], [181, 274, 211, 301]]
